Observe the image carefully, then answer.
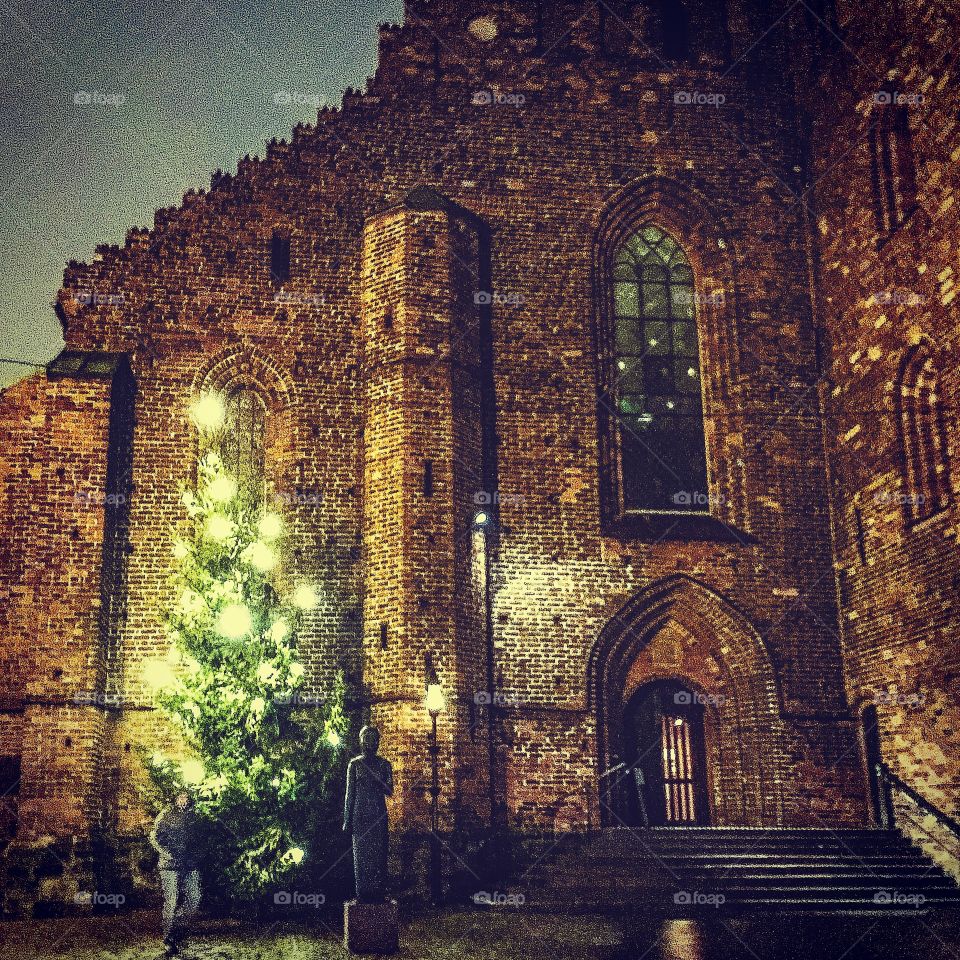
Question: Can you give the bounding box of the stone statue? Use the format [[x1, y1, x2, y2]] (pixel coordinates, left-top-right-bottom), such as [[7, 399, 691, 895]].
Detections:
[[343, 725, 393, 903]]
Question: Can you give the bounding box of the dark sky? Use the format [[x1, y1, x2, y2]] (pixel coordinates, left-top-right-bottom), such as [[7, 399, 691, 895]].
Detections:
[[0, 0, 401, 386]]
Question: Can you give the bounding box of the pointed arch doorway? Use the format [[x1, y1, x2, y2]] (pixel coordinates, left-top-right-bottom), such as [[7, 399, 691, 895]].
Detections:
[[589, 575, 788, 828], [622, 679, 710, 826]]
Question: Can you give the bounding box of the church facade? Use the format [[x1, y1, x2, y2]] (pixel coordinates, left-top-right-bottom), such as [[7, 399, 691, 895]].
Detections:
[[1, 0, 958, 908]]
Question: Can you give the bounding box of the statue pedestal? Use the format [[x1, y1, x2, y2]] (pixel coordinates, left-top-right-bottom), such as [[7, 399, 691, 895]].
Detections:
[[344, 899, 399, 954]]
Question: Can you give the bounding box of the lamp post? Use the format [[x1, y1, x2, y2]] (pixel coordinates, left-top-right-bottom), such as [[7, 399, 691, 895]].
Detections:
[[425, 661, 445, 906], [471, 508, 498, 829]]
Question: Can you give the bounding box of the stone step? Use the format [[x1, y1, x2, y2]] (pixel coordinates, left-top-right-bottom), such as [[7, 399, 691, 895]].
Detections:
[[602, 831, 914, 844], [610, 827, 893, 835], [637, 837, 917, 849], [624, 850, 924, 863], [678, 881, 960, 893], [564, 855, 934, 871], [525, 876, 958, 894], [518, 870, 953, 887], [662, 869, 951, 881], [530, 861, 951, 880], [469, 895, 960, 915], [524, 857, 943, 874], [505, 828, 960, 915], [700, 894, 960, 907], [578, 840, 920, 858], [650, 841, 920, 847], [656, 840, 924, 847]]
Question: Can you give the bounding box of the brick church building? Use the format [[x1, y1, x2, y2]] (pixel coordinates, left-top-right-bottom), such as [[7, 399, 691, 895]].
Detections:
[[0, 0, 957, 908]]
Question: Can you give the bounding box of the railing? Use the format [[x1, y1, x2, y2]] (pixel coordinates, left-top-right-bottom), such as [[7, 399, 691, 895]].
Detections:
[[550, 783, 593, 837], [876, 762, 960, 873], [876, 762, 960, 837], [549, 764, 634, 837]]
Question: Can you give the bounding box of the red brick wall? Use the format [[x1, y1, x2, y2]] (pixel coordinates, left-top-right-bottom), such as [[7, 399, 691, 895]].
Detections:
[[0, 376, 49, 708], [0, 0, 876, 857], [793, 0, 960, 824], [0, 370, 126, 838]]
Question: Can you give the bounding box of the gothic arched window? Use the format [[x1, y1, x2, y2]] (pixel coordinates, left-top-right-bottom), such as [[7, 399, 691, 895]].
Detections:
[[609, 225, 708, 513], [220, 387, 267, 502], [898, 345, 950, 522]]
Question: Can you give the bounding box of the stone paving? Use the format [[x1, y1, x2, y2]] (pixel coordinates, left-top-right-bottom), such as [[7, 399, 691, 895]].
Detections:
[[0, 909, 959, 960]]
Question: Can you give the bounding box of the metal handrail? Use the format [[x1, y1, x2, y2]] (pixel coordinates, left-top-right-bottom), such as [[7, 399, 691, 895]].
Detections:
[[550, 782, 592, 836], [549, 764, 632, 836], [876, 761, 960, 841]]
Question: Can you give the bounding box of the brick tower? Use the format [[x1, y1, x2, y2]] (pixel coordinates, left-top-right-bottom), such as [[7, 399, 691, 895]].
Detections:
[[360, 188, 494, 834]]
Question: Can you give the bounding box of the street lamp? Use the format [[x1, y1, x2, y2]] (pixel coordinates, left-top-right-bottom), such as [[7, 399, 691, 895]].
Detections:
[[471, 508, 498, 829], [425, 656, 446, 906], [471, 508, 493, 532]]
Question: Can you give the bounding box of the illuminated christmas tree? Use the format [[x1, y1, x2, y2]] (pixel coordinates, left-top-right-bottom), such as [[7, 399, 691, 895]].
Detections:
[[144, 393, 348, 900]]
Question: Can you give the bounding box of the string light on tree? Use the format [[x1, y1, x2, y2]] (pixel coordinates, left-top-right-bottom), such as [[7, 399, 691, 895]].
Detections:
[[144, 438, 348, 898], [216, 602, 252, 638], [258, 512, 283, 540], [207, 474, 238, 503], [245, 541, 277, 573], [282, 847, 305, 866], [189, 392, 226, 431], [143, 659, 176, 693], [181, 758, 206, 786], [204, 513, 234, 542]]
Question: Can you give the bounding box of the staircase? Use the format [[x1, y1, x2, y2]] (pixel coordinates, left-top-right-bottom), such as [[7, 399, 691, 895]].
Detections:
[[483, 827, 960, 915]]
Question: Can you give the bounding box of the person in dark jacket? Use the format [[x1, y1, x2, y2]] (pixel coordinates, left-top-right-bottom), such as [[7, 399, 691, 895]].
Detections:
[[150, 791, 203, 956]]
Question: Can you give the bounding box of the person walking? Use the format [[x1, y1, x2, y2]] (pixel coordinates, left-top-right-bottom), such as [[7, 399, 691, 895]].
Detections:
[[150, 790, 203, 957]]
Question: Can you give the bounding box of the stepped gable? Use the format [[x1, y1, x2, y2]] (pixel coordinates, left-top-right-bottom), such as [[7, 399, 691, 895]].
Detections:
[[55, 1, 788, 350]]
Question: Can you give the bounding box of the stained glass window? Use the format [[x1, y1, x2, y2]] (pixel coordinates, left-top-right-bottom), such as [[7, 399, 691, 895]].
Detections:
[[611, 225, 708, 512]]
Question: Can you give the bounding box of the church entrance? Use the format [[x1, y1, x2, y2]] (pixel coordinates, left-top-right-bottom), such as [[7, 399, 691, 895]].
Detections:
[[590, 576, 789, 826], [621, 680, 710, 826]]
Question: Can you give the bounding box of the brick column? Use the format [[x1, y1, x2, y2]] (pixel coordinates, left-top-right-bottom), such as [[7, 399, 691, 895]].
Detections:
[[10, 354, 134, 843], [361, 189, 491, 834]]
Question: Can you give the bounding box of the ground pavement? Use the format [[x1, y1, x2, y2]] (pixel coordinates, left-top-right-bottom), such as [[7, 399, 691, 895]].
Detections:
[[0, 908, 958, 959]]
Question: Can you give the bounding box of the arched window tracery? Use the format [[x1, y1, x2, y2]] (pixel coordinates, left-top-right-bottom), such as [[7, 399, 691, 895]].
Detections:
[[608, 225, 708, 513], [219, 386, 267, 503]]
